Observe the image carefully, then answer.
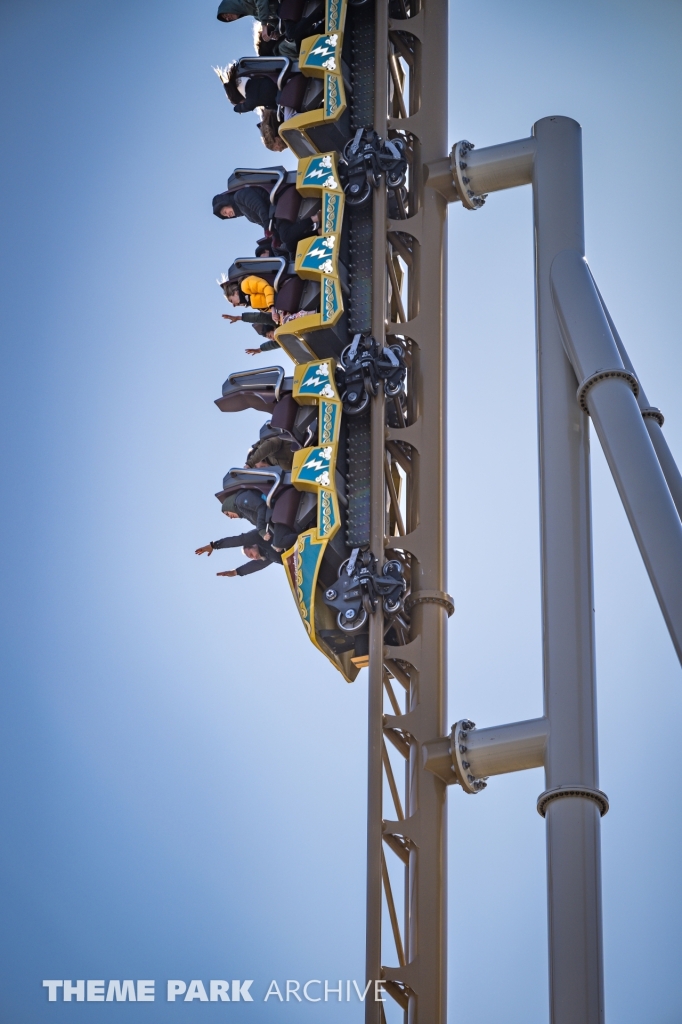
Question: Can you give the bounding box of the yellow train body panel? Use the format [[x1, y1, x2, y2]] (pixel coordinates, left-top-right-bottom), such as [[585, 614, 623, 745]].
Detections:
[[272, 152, 346, 367], [278, 0, 347, 157], [281, 359, 358, 681], [276, 0, 355, 677]]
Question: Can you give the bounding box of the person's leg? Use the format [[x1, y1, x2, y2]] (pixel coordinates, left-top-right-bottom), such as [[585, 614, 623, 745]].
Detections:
[[275, 218, 316, 255], [272, 523, 298, 551], [284, 11, 323, 44]]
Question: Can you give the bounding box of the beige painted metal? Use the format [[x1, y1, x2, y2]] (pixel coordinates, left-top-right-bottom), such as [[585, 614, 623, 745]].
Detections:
[[423, 717, 549, 782], [364, 0, 450, 1019], [364, 0, 388, 1014]]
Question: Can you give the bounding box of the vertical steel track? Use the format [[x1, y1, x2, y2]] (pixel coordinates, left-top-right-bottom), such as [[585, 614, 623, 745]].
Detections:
[[365, 0, 388, 1015], [365, 0, 450, 1019]]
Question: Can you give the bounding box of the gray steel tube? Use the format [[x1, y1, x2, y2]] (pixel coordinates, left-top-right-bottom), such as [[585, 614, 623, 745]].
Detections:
[[425, 136, 536, 204], [593, 281, 682, 521], [644, 419, 682, 521], [551, 249, 682, 662], [465, 717, 547, 777], [463, 136, 536, 195], [533, 116, 605, 1024]]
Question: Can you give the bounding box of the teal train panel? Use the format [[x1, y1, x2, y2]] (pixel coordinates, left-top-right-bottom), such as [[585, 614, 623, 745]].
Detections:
[[296, 445, 334, 488], [322, 277, 341, 323], [318, 488, 337, 538], [319, 399, 340, 444], [301, 34, 340, 72]]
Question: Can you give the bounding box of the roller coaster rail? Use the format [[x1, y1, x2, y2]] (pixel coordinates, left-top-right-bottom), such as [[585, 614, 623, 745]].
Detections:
[[206, 0, 682, 1020]]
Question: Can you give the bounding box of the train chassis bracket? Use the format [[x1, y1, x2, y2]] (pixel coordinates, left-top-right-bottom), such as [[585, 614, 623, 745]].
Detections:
[[337, 333, 406, 415], [341, 127, 408, 206], [323, 549, 407, 632]]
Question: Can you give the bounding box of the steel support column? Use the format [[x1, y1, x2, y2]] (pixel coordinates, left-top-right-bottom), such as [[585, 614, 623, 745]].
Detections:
[[420, 104, 682, 1021], [533, 115, 605, 1024], [365, 0, 389, 1015], [364, 0, 449, 1020], [594, 286, 682, 521], [399, 0, 449, 1011], [550, 248, 682, 661]]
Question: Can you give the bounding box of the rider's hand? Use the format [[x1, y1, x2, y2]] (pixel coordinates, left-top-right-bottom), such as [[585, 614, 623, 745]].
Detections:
[[216, 569, 238, 577], [195, 545, 213, 556], [222, 314, 241, 323], [245, 348, 261, 355]]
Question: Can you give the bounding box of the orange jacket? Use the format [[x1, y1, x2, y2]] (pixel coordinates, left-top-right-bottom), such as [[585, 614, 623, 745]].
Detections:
[[241, 275, 275, 310]]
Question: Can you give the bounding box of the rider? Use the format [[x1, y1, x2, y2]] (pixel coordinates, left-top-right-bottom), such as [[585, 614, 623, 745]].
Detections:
[[195, 529, 282, 577]]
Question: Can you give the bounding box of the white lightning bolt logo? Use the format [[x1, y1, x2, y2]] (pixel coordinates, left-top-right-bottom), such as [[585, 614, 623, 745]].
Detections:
[[302, 363, 329, 389]]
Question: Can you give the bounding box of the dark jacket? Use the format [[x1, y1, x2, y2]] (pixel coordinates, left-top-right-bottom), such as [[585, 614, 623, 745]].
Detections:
[[243, 310, 276, 328], [233, 488, 268, 533], [245, 312, 279, 352], [212, 186, 271, 231], [234, 76, 278, 113], [210, 529, 282, 575]]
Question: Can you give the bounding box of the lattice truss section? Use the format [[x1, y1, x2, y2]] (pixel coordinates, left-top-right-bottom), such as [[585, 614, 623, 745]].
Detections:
[[373, 7, 425, 1020]]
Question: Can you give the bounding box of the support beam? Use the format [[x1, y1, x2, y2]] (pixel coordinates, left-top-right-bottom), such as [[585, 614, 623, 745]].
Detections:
[[377, 0, 449, 1016], [533, 115, 605, 1024], [423, 717, 548, 785], [593, 282, 682, 521], [426, 136, 536, 204], [396, 0, 449, 1012], [551, 248, 682, 663], [365, 0, 389, 1015]]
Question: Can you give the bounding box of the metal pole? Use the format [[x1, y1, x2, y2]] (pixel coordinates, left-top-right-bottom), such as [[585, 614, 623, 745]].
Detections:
[[391, 0, 448, 1015], [423, 717, 548, 782], [551, 249, 682, 662], [365, 0, 388, 1015], [379, 0, 449, 1016], [532, 116, 605, 1024], [593, 282, 682, 520]]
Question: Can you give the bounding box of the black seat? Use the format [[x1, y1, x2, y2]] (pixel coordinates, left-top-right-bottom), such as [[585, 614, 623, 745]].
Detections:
[[226, 166, 296, 203], [217, 466, 292, 508], [269, 392, 298, 431], [235, 56, 294, 90], [273, 274, 305, 314], [215, 366, 293, 414], [278, 73, 309, 111], [226, 256, 293, 290]]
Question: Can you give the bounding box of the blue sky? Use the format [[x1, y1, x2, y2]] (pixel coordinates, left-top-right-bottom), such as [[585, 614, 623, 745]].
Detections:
[[0, 0, 681, 1021]]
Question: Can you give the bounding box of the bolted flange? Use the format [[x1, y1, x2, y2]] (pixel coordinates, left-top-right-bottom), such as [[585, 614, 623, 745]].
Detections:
[[451, 141, 487, 210], [449, 719, 488, 793]]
